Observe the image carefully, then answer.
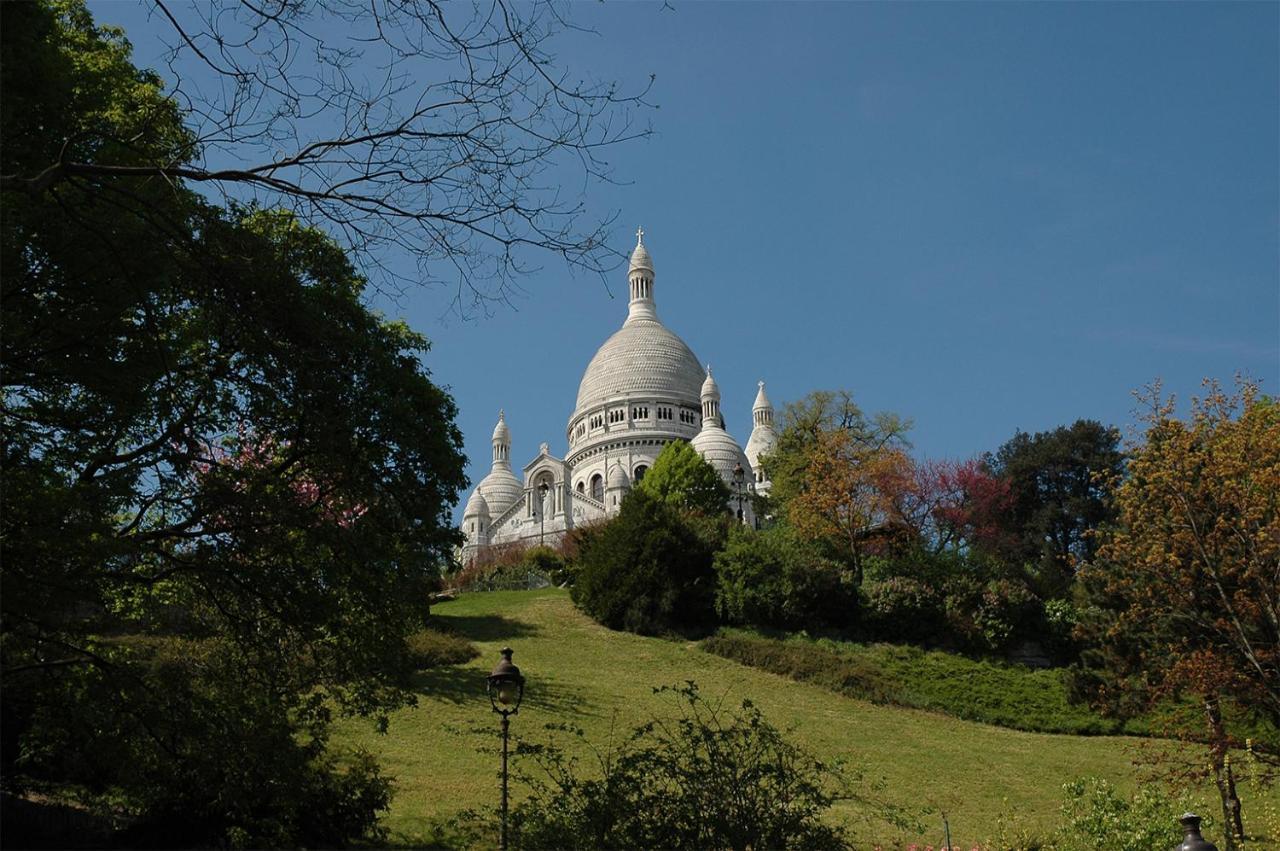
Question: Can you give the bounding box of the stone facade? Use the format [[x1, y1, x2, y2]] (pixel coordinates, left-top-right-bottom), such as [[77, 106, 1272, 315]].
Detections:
[[461, 229, 777, 562]]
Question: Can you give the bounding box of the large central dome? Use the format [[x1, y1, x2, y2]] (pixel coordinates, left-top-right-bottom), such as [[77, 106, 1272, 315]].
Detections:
[[573, 315, 704, 413]]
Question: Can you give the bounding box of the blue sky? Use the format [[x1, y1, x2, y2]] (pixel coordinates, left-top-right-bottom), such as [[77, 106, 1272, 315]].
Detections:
[[96, 2, 1278, 518]]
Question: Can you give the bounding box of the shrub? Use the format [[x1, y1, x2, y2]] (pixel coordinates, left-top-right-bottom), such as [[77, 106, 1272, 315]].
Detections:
[[451, 544, 568, 591], [571, 490, 715, 634], [862, 577, 944, 644], [511, 682, 910, 850], [405, 628, 479, 669], [940, 576, 1042, 653], [1043, 598, 1080, 661], [1053, 776, 1197, 851], [715, 525, 854, 630]]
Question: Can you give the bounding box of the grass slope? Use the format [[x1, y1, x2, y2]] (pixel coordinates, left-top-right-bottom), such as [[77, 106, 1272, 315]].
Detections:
[[334, 589, 1272, 848]]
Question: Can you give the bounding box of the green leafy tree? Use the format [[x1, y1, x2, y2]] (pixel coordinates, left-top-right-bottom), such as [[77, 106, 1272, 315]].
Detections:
[[985, 420, 1124, 596], [638, 440, 731, 515], [571, 490, 716, 634], [1, 2, 466, 845]]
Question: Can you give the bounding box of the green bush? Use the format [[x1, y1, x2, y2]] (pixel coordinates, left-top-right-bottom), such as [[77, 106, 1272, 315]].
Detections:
[[405, 628, 479, 669], [511, 682, 909, 850], [1054, 776, 1198, 851], [571, 490, 715, 635], [714, 525, 853, 630], [939, 575, 1042, 653], [862, 577, 943, 643]]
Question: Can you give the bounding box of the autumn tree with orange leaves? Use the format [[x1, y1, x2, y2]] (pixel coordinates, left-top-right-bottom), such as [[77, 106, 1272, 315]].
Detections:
[[1077, 377, 1279, 848], [763, 391, 911, 585]]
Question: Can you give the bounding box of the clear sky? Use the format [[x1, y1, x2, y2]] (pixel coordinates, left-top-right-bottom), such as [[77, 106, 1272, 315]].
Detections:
[[95, 2, 1279, 519]]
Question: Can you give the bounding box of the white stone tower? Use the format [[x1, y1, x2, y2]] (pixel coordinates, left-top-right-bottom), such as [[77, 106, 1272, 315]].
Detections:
[[690, 367, 755, 524], [744, 381, 778, 496]]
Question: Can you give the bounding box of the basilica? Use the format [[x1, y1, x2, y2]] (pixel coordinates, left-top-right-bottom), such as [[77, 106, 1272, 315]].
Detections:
[[460, 229, 778, 563]]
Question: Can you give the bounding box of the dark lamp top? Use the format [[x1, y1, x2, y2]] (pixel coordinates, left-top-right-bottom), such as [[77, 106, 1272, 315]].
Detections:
[[1176, 813, 1218, 851], [487, 647, 524, 685], [733, 462, 744, 483], [487, 647, 525, 714]]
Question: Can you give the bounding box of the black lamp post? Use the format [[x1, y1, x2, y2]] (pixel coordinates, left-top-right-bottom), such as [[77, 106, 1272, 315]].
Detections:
[[1174, 813, 1218, 851], [733, 462, 745, 523], [537, 481, 549, 545], [487, 647, 525, 851]]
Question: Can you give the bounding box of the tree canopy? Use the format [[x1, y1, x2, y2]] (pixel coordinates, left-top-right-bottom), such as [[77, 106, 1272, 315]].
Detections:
[[1, 2, 467, 843], [637, 440, 731, 516], [986, 420, 1124, 595]]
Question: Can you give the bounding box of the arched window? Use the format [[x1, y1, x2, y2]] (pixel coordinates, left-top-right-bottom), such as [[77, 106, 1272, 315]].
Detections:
[[590, 473, 604, 501], [576, 481, 585, 494], [633, 465, 648, 483]]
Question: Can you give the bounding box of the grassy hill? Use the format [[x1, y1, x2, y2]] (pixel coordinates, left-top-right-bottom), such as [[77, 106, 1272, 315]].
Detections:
[[334, 589, 1274, 848]]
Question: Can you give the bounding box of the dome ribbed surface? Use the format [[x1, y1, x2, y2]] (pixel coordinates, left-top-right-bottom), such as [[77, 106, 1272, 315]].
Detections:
[[700, 369, 720, 400], [629, 242, 653, 273], [477, 468, 522, 517], [573, 317, 703, 413], [691, 426, 752, 483]]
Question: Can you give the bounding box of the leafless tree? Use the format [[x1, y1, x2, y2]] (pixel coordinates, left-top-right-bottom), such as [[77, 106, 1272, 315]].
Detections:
[[2, 0, 654, 314]]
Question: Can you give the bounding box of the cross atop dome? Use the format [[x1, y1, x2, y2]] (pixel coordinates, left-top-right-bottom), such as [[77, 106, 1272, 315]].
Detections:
[[636, 225, 645, 244]]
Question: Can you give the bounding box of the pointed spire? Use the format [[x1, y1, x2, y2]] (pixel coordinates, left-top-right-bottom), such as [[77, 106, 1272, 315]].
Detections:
[[700, 366, 721, 426], [491, 410, 511, 466], [752, 381, 774, 428], [626, 225, 656, 322]]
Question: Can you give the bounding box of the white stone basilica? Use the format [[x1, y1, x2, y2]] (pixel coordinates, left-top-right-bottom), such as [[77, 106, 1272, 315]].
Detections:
[[461, 229, 778, 562]]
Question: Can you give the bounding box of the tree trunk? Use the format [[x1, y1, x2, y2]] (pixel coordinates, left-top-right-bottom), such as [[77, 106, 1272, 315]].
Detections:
[[1204, 696, 1245, 846]]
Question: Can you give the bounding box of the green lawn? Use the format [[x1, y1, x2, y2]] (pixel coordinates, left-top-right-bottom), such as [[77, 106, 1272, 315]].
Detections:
[[334, 589, 1274, 848]]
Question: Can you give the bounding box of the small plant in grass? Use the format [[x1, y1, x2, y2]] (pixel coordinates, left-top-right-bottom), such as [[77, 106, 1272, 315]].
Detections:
[[405, 629, 479, 670]]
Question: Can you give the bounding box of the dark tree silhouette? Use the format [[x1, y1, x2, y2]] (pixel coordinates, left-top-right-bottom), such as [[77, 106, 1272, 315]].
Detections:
[[1, 0, 654, 313]]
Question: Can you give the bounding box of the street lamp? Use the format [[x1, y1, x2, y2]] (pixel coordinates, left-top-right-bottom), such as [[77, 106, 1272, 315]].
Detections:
[[1174, 813, 1218, 851], [487, 647, 526, 851], [537, 480, 549, 545], [733, 462, 745, 524]]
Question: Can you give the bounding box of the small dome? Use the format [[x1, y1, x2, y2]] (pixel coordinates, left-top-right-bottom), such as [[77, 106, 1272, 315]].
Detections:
[[607, 462, 631, 490], [691, 426, 752, 485], [700, 367, 720, 401], [477, 467, 522, 517], [463, 488, 490, 518], [491, 410, 510, 444], [745, 424, 777, 472]]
